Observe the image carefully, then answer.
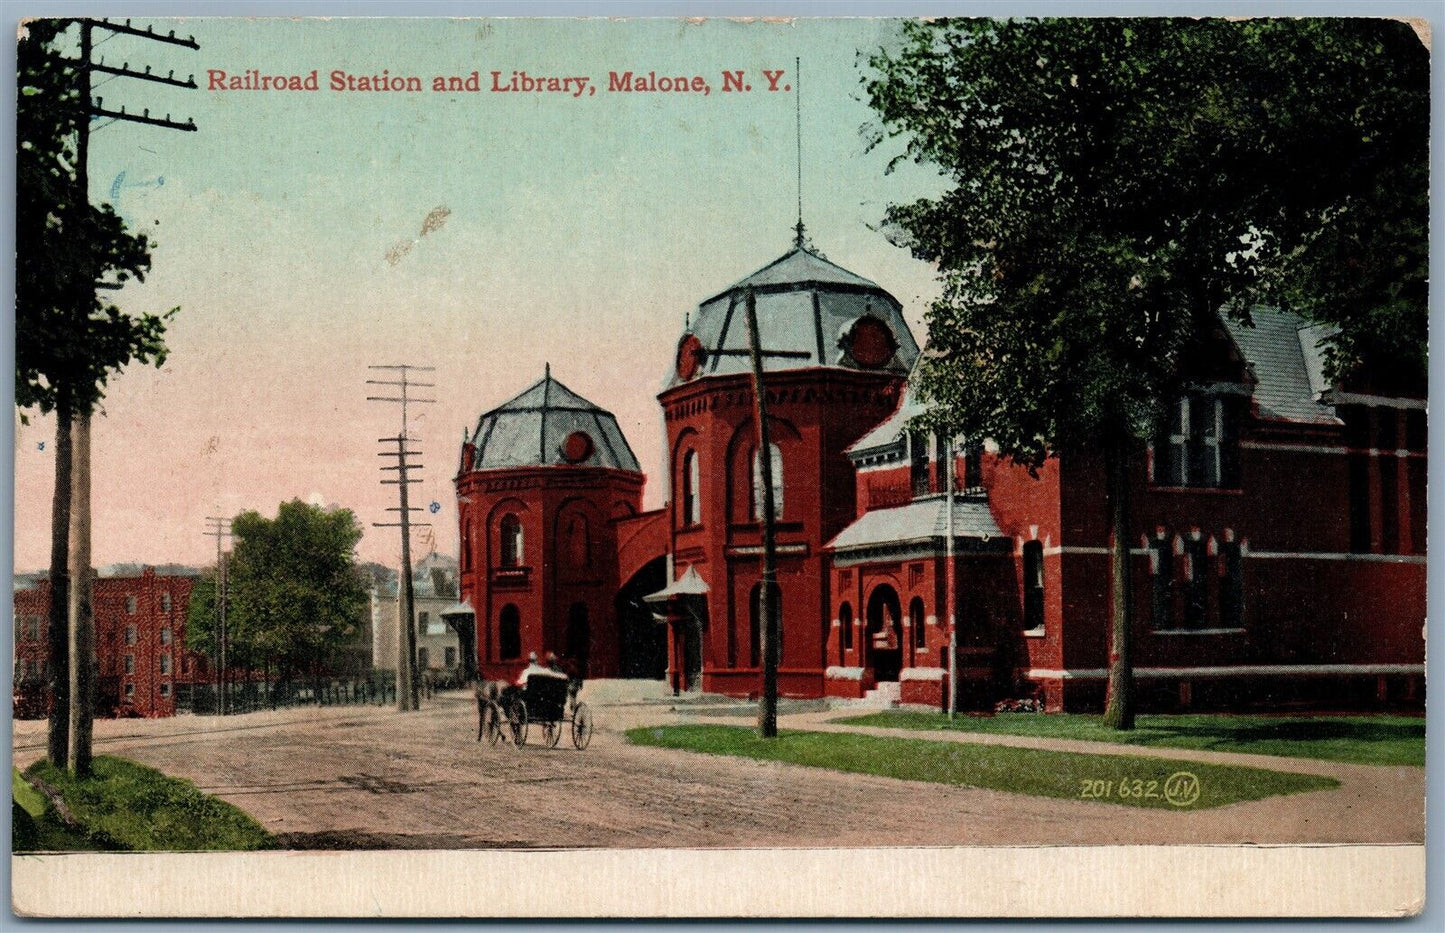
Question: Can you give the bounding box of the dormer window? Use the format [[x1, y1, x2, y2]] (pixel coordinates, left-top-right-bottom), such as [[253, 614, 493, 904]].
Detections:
[[1152, 394, 1240, 489]]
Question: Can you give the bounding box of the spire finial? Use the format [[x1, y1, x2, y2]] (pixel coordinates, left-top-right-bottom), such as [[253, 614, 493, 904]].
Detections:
[[793, 54, 805, 250], [545, 361, 551, 380]]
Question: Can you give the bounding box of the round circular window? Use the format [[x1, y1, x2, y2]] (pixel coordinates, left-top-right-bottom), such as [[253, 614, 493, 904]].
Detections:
[[846, 315, 898, 369], [560, 431, 595, 464], [676, 334, 706, 381]]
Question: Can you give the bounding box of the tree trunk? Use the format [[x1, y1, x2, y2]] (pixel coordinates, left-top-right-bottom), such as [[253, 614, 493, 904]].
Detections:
[[66, 410, 94, 775], [1101, 434, 1136, 730], [45, 395, 73, 766]]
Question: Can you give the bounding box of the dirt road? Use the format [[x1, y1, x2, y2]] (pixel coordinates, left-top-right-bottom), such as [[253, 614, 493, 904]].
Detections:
[[10, 682, 1423, 848]]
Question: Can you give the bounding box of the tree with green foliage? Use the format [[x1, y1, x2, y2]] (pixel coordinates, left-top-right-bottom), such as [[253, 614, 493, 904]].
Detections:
[[17, 19, 175, 767], [865, 18, 1427, 728], [186, 501, 369, 693]]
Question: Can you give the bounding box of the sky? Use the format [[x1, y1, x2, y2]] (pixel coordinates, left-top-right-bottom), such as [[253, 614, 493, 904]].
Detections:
[[13, 16, 952, 571]]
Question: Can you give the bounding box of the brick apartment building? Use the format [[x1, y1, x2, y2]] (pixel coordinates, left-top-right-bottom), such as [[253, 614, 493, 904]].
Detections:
[[443, 236, 1424, 711], [13, 566, 209, 717]]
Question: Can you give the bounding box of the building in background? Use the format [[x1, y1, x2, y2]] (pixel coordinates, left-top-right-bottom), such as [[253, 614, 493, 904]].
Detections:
[[370, 552, 469, 681], [13, 565, 208, 718]]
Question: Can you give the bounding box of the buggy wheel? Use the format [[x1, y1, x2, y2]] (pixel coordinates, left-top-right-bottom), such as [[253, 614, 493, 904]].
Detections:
[[571, 702, 593, 750], [541, 718, 562, 749], [483, 701, 503, 747], [510, 699, 529, 747]]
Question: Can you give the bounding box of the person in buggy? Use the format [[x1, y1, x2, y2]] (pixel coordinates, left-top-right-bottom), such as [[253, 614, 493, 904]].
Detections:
[[546, 651, 584, 713]]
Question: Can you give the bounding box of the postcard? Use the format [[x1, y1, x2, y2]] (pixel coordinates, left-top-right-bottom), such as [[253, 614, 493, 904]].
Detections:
[[11, 13, 1428, 918]]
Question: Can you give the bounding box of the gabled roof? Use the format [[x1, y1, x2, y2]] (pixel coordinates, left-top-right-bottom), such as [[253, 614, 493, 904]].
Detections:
[[469, 370, 642, 473], [826, 496, 1004, 553], [1223, 308, 1342, 426]]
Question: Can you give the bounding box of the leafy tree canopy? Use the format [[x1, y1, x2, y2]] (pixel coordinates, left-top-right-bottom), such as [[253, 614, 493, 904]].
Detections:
[[866, 17, 1428, 462], [186, 501, 368, 674], [16, 18, 175, 419]]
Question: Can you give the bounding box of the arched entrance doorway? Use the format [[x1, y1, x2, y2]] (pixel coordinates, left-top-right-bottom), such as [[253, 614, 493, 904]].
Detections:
[[866, 584, 903, 683], [614, 556, 669, 679], [566, 602, 591, 678]]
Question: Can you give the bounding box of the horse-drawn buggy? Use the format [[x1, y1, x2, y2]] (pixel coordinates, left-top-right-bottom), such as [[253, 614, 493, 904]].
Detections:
[[477, 674, 593, 750]]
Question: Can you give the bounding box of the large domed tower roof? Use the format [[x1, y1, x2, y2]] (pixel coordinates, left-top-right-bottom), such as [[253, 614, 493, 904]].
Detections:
[[467, 368, 641, 472], [666, 241, 920, 390]]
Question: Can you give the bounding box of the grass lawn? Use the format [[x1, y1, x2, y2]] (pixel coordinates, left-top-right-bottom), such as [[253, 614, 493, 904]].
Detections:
[[626, 725, 1338, 810], [834, 712, 1425, 767], [15, 756, 275, 852]]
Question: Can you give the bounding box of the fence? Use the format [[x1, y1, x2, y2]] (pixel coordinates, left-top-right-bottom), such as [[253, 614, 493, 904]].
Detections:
[[177, 671, 446, 715]]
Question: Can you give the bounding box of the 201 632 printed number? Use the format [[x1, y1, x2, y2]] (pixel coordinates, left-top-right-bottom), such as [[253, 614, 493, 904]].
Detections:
[[1079, 779, 1162, 800]]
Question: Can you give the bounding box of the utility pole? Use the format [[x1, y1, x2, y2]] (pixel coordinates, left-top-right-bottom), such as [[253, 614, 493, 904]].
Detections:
[[68, 17, 198, 776], [204, 517, 232, 715], [744, 289, 781, 738], [368, 365, 434, 711], [945, 436, 958, 720]]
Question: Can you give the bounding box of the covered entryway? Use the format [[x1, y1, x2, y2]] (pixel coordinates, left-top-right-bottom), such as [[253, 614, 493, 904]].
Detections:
[[614, 556, 668, 679], [643, 564, 708, 694], [866, 584, 903, 683]]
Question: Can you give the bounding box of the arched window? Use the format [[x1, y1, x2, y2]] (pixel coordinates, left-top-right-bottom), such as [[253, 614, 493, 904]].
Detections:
[[681, 450, 700, 527], [499, 604, 521, 660], [749, 581, 783, 668], [1023, 541, 1045, 631], [839, 601, 853, 652], [910, 597, 926, 649], [499, 514, 523, 568], [566, 513, 590, 567], [750, 444, 785, 520]]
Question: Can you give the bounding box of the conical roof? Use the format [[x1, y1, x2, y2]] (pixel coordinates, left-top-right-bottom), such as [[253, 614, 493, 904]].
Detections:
[[666, 242, 919, 390], [468, 370, 641, 472]]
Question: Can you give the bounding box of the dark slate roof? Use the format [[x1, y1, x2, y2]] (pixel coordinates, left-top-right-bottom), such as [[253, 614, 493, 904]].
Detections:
[[826, 496, 1004, 552], [469, 370, 642, 472], [665, 243, 920, 389], [1223, 308, 1341, 426]]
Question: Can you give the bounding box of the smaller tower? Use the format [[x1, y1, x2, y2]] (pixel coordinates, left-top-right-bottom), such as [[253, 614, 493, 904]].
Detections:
[[456, 370, 644, 680]]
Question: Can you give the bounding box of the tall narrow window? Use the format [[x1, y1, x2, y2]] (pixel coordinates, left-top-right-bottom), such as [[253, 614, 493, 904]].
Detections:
[[1151, 538, 1175, 629], [499, 604, 521, 660], [567, 513, 591, 567], [909, 432, 931, 498], [124, 655, 135, 674], [160, 592, 172, 613], [125, 625, 137, 646], [461, 518, 473, 572], [750, 444, 784, 520], [839, 602, 853, 652], [1022, 541, 1045, 631], [125, 596, 138, 615], [681, 450, 700, 526], [159, 654, 171, 675], [963, 442, 983, 490], [160, 626, 172, 646], [1184, 537, 1208, 628], [499, 514, 523, 567], [1220, 539, 1244, 629], [910, 597, 926, 649]]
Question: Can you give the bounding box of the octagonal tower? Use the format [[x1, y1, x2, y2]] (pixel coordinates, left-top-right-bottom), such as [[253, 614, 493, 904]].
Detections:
[[456, 368, 645, 681], [655, 240, 920, 696]]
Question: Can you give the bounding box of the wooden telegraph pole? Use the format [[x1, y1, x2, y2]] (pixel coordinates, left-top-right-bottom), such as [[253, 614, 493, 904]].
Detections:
[[68, 18, 199, 775], [368, 365, 434, 711], [744, 288, 781, 738], [204, 517, 232, 715]]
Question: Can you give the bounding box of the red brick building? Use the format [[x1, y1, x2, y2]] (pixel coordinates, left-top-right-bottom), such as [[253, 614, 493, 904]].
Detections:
[[13, 567, 208, 717], [457, 237, 1426, 711]]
